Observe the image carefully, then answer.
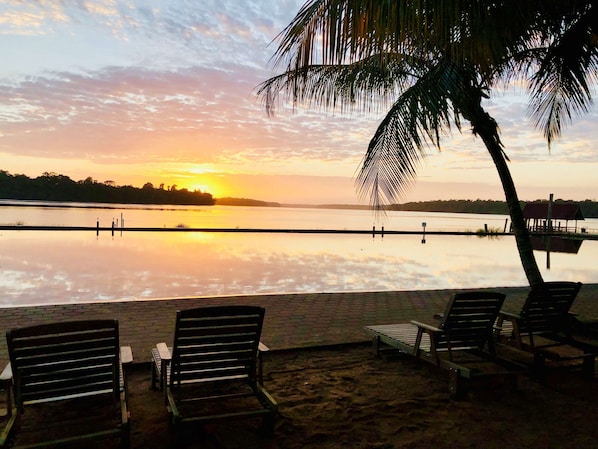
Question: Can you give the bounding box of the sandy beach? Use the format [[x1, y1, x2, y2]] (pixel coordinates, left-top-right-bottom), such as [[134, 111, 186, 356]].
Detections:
[[2, 287, 598, 448], [3, 342, 598, 448], [113, 344, 597, 448]]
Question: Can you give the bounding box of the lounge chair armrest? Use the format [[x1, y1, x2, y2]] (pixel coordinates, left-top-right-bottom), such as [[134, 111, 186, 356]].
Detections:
[[0, 363, 12, 382], [156, 342, 172, 361], [410, 320, 442, 333], [256, 342, 269, 386], [0, 363, 13, 419], [120, 346, 133, 365]]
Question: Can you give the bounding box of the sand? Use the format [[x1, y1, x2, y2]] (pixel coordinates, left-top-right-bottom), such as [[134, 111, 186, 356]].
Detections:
[[5, 343, 598, 448], [121, 343, 597, 449]]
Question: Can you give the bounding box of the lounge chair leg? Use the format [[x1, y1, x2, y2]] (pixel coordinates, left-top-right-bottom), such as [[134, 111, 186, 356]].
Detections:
[[151, 363, 157, 390], [372, 336, 381, 357], [448, 368, 461, 399], [167, 409, 176, 430]]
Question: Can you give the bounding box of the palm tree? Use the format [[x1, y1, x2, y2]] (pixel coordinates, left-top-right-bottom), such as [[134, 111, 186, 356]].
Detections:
[[258, 0, 597, 287]]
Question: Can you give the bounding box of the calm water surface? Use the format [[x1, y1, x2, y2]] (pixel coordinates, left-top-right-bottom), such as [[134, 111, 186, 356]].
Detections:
[[0, 202, 596, 306]]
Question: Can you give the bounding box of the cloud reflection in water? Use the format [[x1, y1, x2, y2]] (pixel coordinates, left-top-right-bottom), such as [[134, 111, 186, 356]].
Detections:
[[0, 230, 596, 306]]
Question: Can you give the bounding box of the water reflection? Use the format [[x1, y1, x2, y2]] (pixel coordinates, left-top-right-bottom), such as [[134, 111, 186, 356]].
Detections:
[[0, 202, 516, 232], [1, 229, 597, 306], [530, 236, 583, 254]]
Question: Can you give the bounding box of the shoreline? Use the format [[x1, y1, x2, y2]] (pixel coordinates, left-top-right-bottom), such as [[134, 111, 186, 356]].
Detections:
[[3, 225, 596, 242], [0, 224, 493, 235]]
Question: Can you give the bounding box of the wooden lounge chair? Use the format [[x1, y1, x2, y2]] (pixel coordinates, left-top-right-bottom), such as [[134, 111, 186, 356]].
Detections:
[[365, 291, 523, 398], [2, 319, 132, 449], [150, 305, 278, 435], [496, 281, 597, 378]]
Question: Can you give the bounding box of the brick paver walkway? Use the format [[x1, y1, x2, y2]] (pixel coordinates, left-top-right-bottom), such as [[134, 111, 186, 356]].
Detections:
[[0, 284, 596, 364]]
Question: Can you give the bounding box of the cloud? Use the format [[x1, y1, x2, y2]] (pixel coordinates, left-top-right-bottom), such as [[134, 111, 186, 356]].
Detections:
[[0, 1, 69, 36], [0, 59, 375, 177], [0, 0, 596, 203]]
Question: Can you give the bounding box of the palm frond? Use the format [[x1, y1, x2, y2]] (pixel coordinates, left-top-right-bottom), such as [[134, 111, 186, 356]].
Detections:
[[528, 3, 598, 145], [257, 53, 428, 115], [271, 0, 413, 69], [272, 0, 542, 76], [355, 60, 469, 208]]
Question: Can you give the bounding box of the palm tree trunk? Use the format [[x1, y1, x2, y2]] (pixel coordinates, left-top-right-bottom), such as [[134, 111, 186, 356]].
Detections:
[[469, 107, 544, 287]]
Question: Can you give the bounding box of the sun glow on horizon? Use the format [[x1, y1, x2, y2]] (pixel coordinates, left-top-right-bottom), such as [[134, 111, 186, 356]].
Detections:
[[188, 184, 213, 194], [183, 176, 226, 198]]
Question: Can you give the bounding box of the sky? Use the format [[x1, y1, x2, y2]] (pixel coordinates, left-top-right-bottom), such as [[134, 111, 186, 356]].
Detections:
[[0, 1, 597, 205]]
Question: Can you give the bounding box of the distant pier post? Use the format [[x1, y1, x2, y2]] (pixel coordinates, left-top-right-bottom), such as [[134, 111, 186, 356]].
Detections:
[[372, 225, 375, 238], [421, 222, 426, 244], [96, 219, 99, 236], [547, 193, 554, 232], [111, 219, 115, 237]]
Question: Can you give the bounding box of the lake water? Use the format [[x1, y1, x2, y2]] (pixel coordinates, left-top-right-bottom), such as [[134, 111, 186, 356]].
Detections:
[[1, 201, 596, 306]]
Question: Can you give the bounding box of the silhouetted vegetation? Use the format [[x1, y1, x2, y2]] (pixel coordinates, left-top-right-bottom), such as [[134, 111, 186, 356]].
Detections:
[[215, 197, 280, 207], [389, 199, 598, 218], [2, 171, 597, 217], [578, 200, 598, 218], [0, 171, 215, 206], [388, 200, 511, 215]]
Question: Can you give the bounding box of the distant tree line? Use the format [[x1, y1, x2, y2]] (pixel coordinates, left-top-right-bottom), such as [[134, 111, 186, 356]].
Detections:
[[389, 199, 598, 218], [215, 197, 280, 207], [2, 170, 597, 216], [0, 171, 215, 206], [389, 199, 511, 215], [575, 200, 598, 219]]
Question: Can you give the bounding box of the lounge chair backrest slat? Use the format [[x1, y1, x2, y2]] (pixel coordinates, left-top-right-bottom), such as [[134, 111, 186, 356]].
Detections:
[[519, 281, 582, 334], [170, 306, 264, 387], [7, 320, 121, 406], [437, 292, 506, 350]]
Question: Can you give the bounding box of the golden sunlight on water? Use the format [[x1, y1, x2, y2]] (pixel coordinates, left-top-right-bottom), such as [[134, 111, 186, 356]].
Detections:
[[1, 203, 597, 306], [0, 228, 596, 306]]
